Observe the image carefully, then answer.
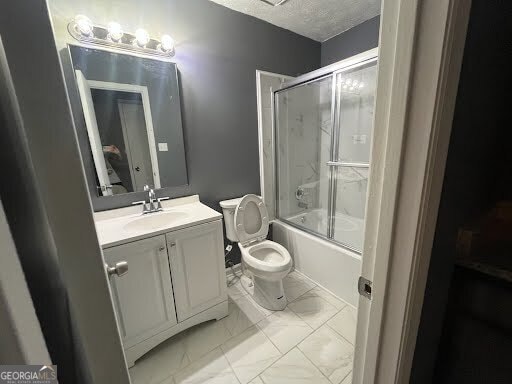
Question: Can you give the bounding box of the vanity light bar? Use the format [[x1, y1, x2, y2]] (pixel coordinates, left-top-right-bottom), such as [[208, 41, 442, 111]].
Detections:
[[68, 15, 176, 58]]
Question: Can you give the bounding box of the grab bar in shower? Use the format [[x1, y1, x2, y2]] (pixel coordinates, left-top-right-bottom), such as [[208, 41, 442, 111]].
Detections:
[[326, 161, 370, 168]]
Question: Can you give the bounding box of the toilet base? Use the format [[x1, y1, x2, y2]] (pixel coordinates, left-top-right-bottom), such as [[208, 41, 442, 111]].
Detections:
[[250, 276, 287, 311]]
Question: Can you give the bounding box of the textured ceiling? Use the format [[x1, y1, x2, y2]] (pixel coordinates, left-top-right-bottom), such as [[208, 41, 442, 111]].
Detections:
[[208, 0, 381, 42]]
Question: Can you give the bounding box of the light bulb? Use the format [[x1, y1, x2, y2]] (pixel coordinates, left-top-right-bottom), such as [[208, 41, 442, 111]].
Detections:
[[359, 82, 364, 88], [349, 86, 355, 91], [107, 22, 123, 42], [346, 79, 352, 85], [352, 79, 358, 86], [159, 34, 175, 53], [342, 84, 348, 89], [74, 15, 93, 37], [134, 28, 150, 47]]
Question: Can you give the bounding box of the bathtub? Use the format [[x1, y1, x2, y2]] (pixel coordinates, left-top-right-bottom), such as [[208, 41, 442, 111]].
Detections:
[[272, 210, 362, 306], [287, 210, 364, 252]]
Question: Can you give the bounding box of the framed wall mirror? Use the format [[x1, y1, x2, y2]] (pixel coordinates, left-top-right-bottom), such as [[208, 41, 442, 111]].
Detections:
[[68, 45, 188, 198]]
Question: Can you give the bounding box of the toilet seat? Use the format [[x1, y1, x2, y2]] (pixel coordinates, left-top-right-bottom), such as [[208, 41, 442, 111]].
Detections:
[[234, 194, 270, 246]]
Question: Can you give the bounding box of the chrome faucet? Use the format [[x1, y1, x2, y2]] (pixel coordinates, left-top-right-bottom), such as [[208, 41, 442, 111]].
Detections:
[[132, 184, 169, 214], [145, 185, 157, 207]]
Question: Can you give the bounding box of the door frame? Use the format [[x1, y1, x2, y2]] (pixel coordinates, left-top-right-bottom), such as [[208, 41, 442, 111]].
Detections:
[[255, 69, 293, 221], [0, 195, 50, 364], [118, 98, 150, 191], [354, 0, 471, 383], [76, 75, 162, 189], [75, 70, 113, 196]]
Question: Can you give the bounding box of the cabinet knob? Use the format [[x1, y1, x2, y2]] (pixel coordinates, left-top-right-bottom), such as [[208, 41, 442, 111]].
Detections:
[[105, 261, 128, 278], [159, 246, 166, 252]]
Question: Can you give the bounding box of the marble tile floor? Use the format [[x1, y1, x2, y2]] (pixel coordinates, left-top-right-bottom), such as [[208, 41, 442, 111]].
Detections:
[[130, 271, 357, 384]]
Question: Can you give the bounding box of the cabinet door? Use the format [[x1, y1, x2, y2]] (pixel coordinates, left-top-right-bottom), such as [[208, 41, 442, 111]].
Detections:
[[103, 235, 177, 349], [167, 221, 227, 322]]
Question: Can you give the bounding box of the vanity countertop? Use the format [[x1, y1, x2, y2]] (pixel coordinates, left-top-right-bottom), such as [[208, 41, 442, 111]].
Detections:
[[94, 195, 222, 248]]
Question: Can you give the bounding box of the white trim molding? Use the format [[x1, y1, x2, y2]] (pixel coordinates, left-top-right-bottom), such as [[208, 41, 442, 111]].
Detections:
[[86, 79, 161, 189], [354, 0, 471, 383]]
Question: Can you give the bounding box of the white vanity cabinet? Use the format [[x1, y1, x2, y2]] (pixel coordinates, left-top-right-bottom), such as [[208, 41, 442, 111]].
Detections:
[[103, 235, 177, 350], [96, 197, 228, 367], [167, 221, 226, 322]]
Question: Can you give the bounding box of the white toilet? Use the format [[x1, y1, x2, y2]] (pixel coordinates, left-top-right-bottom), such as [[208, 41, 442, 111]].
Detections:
[[220, 194, 292, 310]]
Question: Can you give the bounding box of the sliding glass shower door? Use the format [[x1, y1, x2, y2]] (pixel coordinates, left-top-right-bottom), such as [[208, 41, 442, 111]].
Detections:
[[275, 75, 333, 240], [330, 61, 377, 250], [274, 55, 378, 253]]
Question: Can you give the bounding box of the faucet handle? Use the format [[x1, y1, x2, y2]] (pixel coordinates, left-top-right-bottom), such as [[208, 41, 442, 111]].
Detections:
[[132, 200, 147, 206], [155, 197, 169, 211], [143, 184, 154, 192]]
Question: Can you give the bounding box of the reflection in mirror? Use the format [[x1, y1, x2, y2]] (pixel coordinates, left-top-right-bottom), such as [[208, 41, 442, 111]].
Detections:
[[93, 89, 156, 195], [68, 45, 188, 197]]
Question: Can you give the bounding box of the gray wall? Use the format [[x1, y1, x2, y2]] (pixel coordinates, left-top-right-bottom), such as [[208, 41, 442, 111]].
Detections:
[[321, 16, 380, 66], [48, 0, 320, 212]]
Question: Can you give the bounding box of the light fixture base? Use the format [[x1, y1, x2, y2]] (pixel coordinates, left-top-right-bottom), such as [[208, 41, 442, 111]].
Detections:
[[68, 20, 175, 59]]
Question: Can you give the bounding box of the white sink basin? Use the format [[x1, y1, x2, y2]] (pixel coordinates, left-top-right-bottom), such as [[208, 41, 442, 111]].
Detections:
[[123, 211, 188, 232]]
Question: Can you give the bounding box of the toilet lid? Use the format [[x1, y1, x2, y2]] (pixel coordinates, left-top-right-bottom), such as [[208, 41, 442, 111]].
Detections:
[[234, 194, 269, 246]]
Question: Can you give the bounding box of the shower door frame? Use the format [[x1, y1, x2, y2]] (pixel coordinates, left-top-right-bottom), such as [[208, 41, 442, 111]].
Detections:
[[273, 48, 378, 254]]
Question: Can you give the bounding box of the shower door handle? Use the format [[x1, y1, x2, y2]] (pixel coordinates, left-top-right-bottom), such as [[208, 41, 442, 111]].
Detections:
[[327, 161, 370, 168]]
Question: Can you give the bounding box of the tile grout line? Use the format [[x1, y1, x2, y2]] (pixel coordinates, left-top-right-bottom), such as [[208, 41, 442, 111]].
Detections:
[[175, 278, 353, 384], [296, 344, 334, 384], [220, 324, 281, 384], [325, 321, 355, 347], [254, 306, 315, 356], [338, 369, 353, 384], [219, 345, 242, 384], [256, 346, 288, 380], [170, 349, 193, 383], [184, 318, 235, 366], [287, 291, 342, 329], [253, 323, 284, 380]]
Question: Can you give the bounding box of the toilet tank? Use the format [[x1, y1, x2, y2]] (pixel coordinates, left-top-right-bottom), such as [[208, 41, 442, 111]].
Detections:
[[219, 197, 243, 242]]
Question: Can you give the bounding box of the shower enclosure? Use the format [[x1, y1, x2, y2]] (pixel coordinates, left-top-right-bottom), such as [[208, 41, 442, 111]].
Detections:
[[274, 50, 378, 253]]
